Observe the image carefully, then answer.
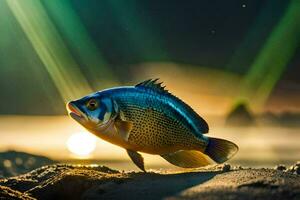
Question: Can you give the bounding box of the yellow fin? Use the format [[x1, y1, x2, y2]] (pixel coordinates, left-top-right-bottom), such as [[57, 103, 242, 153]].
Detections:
[[114, 117, 133, 141], [161, 150, 212, 168]]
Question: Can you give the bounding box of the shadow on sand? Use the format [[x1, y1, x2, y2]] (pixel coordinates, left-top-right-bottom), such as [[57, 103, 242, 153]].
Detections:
[[101, 171, 219, 199]]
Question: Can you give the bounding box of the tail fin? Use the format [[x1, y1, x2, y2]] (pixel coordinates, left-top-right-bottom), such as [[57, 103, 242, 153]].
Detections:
[[205, 137, 238, 163]]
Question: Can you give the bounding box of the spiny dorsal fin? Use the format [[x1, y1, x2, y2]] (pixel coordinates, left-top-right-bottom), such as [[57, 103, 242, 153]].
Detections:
[[135, 78, 169, 94]]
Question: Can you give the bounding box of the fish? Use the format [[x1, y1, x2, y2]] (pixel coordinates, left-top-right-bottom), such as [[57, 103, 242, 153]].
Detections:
[[67, 79, 238, 171]]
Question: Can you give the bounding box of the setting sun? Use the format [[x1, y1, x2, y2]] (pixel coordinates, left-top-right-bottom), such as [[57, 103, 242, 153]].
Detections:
[[67, 132, 97, 157]]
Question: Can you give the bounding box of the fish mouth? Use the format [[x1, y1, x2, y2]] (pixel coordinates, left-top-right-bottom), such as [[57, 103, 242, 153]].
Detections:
[[66, 102, 86, 122]]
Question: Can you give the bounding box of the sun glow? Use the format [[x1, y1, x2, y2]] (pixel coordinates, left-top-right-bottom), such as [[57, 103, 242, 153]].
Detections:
[[67, 132, 97, 158]]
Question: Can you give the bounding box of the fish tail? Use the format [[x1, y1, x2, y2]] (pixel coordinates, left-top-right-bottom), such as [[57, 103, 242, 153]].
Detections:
[[204, 137, 238, 163]]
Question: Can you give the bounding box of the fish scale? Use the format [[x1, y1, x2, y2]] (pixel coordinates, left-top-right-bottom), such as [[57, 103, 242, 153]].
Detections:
[[118, 103, 206, 154], [113, 88, 207, 136]]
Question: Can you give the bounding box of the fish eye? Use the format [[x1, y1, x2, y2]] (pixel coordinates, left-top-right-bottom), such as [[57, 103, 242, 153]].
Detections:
[[86, 99, 99, 111]]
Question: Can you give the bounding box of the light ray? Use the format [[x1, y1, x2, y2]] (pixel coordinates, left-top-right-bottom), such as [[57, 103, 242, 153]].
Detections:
[[42, 0, 117, 89], [6, 0, 93, 103], [237, 0, 300, 110], [226, 0, 288, 73]]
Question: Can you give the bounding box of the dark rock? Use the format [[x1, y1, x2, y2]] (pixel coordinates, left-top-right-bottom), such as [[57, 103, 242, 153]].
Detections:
[[296, 167, 300, 175], [226, 102, 255, 126], [274, 164, 286, 171], [222, 163, 231, 172], [0, 151, 56, 178], [288, 162, 300, 175], [258, 112, 300, 127]]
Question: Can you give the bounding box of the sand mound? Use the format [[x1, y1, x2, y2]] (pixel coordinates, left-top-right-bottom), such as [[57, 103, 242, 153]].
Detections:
[[0, 164, 299, 200]]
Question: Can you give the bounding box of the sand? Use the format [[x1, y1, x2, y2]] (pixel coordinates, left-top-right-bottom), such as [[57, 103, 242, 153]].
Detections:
[[0, 163, 299, 200]]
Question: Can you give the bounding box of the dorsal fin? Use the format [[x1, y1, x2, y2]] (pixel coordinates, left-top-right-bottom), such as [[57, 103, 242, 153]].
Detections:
[[135, 78, 169, 94]]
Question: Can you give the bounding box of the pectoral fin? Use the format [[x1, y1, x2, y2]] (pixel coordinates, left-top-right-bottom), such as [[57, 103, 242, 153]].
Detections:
[[161, 150, 212, 168], [126, 149, 146, 172], [114, 112, 133, 141]]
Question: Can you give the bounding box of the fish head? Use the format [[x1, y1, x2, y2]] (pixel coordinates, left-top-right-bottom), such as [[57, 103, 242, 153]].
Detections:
[[66, 93, 117, 131]]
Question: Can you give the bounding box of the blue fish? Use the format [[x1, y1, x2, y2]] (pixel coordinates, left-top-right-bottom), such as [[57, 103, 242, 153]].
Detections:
[[67, 79, 238, 171]]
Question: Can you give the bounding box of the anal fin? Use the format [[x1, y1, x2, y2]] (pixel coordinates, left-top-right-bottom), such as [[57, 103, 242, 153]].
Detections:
[[126, 149, 146, 172], [161, 150, 212, 168]]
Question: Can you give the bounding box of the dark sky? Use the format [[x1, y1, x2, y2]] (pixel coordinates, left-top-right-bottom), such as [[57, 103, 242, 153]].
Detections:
[[70, 0, 298, 78], [0, 0, 299, 115]]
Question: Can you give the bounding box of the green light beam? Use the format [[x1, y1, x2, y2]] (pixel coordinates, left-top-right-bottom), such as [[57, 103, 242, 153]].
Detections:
[[0, 1, 64, 113], [226, 0, 286, 72], [6, 0, 92, 103], [42, 0, 117, 89], [237, 0, 300, 110]]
